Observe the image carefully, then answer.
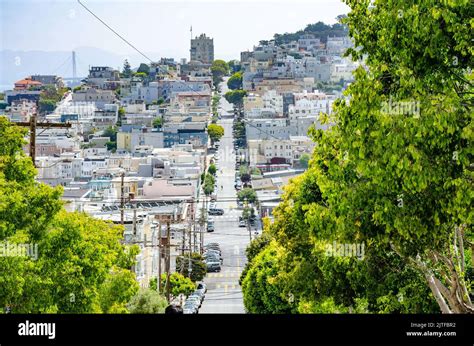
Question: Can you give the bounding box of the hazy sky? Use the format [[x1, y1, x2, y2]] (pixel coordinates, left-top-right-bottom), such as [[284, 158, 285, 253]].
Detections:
[[0, 0, 349, 61]]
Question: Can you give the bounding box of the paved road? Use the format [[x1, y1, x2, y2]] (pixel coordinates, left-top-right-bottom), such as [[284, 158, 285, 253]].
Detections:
[[200, 86, 249, 313]]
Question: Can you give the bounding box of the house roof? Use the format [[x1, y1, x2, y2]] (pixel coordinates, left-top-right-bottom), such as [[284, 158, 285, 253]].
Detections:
[[14, 79, 42, 87]]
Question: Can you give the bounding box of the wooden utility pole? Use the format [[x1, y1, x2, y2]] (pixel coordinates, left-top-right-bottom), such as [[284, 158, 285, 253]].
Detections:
[[157, 222, 162, 293], [120, 172, 125, 225], [15, 113, 72, 167], [188, 198, 194, 278], [165, 221, 171, 302]]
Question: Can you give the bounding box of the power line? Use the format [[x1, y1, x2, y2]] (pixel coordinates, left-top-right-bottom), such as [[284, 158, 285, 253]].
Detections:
[[76, 0, 209, 99], [77, 0, 154, 63]]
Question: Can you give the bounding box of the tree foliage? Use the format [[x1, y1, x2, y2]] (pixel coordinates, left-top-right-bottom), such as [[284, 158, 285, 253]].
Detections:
[[127, 288, 168, 314], [152, 117, 163, 129], [207, 124, 224, 144], [176, 253, 207, 282], [208, 163, 217, 176], [161, 273, 195, 300], [137, 63, 150, 75], [224, 90, 247, 106], [242, 0, 472, 314], [227, 72, 243, 90], [299, 153, 310, 169], [203, 173, 216, 196], [122, 59, 132, 78], [211, 60, 229, 87], [0, 117, 139, 313], [273, 21, 348, 45], [237, 188, 258, 204]]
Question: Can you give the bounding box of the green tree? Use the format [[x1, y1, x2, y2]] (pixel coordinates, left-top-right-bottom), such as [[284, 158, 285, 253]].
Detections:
[[241, 241, 293, 314], [161, 272, 195, 300], [299, 154, 310, 169], [103, 126, 118, 142], [137, 63, 150, 75], [127, 288, 168, 314], [117, 107, 125, 127], [242, 206, 255, 220], [38, 99, 56, 113], [239, 165, 251, 183], [242, 0, 473, 314], [224, 90, 247, 106], [208, 163, 217, 176], [228, 60, 241, 73], [122, 59, 132, 78], [211, 60, 229, 87], [152, 117, 163, 129], [203, 173, 216, 196], [237, 188, 258, 204], [207, 124, 224, 144], [176, 253, 207, 282], [227, 72, 243, 90], [98, 268, 139, 313], [133, 72, 147, 79], [0, 117, 139, 313]]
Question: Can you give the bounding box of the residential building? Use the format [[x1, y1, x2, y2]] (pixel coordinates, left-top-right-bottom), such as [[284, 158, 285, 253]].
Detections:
[[190, 33, 214, 64]]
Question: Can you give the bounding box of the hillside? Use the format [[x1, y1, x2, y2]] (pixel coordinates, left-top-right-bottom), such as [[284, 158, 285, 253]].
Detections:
[[273, 20, 348, 45]]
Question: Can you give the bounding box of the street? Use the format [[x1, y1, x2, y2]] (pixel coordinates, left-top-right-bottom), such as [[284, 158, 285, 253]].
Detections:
[[199, 83, 249, 313]]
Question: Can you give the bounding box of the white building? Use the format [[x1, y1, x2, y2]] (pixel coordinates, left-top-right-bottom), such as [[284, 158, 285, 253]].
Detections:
[[245, 118, 290, 140]]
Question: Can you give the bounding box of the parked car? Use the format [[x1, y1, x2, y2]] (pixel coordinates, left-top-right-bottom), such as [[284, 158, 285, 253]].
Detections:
[[196, 283, 207, 294], [239, 219, 246, 227], [183, 300, 199, 313], [205, 255, 222, 265], [204, 248, 221, 255], [208, 208, 224, 216], [204, 250, 222, 261], [204, 246, 221, 253], [183, 305, 198, 314], [186, 295, 202, 307], [188, 293, 204, 304], [206, 261, 221, 272], [207, 221, 215, 232]]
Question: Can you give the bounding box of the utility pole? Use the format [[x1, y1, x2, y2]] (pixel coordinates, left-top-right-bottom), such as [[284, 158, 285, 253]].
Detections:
[[246, 202, 252, 242], [188, 198, 193, 278], [132, 207, 137, 238], [165, 220, 171, 302], [181, 224, 186, 257], [15, 113, 72, 167], [120, 172, 125, 226], [157, 222, 162, 294]]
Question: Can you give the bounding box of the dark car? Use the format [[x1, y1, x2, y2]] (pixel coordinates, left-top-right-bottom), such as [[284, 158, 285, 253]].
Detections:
[[208, 208, 224, 216], [204, 245, 221, 252]]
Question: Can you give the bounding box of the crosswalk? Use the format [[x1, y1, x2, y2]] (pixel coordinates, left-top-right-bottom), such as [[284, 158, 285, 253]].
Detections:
[[207, 271, 242, 279], [210, 209, 242, 220]]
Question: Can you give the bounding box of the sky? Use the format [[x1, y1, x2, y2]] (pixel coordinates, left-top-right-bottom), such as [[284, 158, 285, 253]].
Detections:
[[0, 0, 349, 61]]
